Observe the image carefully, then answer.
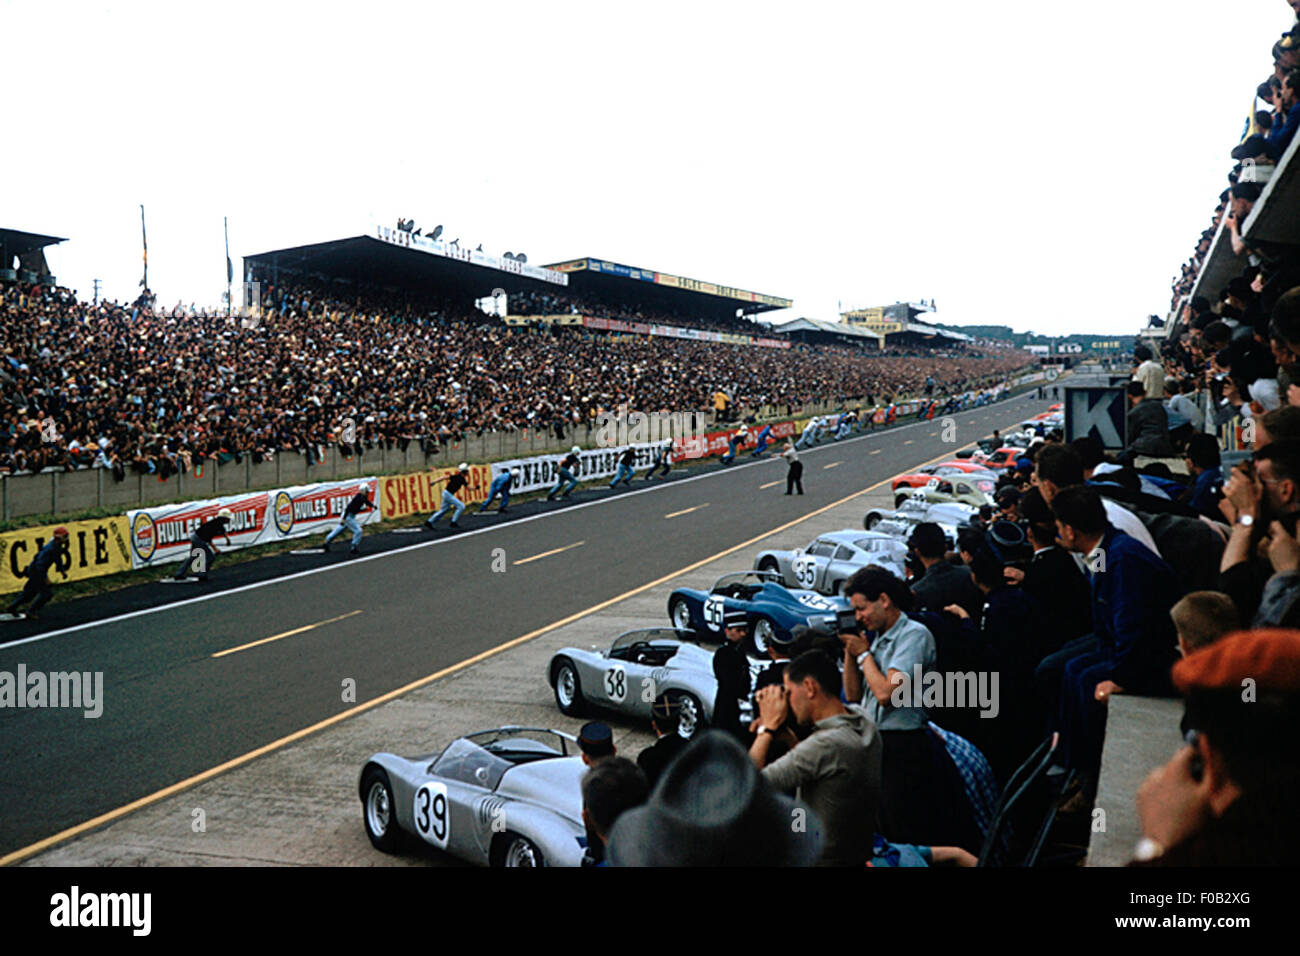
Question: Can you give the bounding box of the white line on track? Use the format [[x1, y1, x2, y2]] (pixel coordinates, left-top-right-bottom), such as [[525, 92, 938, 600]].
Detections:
[[1, 395, 1038, 650], [823, 462, 841, 470], [665, 504, 708, 519], [759, 480, 781, 489]]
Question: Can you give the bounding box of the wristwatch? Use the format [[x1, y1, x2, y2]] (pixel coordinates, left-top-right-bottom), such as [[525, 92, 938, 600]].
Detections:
[[856, 650, 872, 668], [1236, 514, 1255, 528], [757, 725, 776, 736]]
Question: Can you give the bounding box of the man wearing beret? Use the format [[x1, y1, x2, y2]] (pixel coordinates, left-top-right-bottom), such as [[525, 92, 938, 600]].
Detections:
[[1132, 629, 1300, 866]]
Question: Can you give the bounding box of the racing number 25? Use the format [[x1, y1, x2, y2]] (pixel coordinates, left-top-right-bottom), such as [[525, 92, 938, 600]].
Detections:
[[414, 782, 450, 848]]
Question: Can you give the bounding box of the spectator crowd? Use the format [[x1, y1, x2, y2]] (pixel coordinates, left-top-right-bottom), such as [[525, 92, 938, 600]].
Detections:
[[0, 276, 1028, 479]]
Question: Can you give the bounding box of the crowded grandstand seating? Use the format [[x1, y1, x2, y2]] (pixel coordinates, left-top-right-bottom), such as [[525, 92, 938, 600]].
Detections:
[[0, 278, 1030, 478]]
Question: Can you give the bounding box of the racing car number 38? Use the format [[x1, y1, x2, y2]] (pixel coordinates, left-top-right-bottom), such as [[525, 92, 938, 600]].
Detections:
[[603, 666, 627, 702], [414, 781, 450, 848]]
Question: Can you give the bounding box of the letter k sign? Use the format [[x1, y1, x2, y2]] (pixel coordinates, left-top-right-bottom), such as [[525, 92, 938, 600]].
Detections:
[[1070, 391, 1123, 448]]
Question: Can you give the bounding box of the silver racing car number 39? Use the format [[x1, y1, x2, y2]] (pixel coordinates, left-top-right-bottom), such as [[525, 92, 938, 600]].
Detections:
[[414, 782, 450, 848]]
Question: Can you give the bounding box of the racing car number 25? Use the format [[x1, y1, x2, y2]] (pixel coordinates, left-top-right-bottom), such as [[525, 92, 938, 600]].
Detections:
[[414, 781, 450, 849]]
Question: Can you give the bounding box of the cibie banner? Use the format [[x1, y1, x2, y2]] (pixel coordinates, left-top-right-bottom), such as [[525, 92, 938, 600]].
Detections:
[[0, 516, 133, 594]]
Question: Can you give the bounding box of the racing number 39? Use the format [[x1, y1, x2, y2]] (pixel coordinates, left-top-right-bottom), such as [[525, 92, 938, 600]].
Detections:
[[414, 782, 450, 848]]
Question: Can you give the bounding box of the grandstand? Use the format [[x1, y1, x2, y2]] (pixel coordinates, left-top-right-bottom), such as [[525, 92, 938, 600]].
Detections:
[[0, 227, 65, 285]]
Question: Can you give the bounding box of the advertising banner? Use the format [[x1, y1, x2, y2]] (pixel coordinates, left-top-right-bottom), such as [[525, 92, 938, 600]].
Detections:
[[0, 516, 133, 593], [127, 478, 380, 568], [379, 465, 492, 520], [268, 478, 381, 540]]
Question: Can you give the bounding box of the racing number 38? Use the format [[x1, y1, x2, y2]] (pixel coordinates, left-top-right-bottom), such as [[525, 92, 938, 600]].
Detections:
[[414, 782, 450, 848]]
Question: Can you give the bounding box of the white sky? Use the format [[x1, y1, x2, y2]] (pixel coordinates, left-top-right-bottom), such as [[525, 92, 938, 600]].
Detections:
[[3, 0, 1292, 335]]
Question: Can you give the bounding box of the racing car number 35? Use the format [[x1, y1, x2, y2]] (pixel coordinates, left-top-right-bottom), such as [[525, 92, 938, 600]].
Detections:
[[792, 554, 816, 589], [414, 781, 450, 849]]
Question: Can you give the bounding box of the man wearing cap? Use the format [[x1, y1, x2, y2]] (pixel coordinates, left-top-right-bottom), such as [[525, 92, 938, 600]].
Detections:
[[425, 463, 471, 530], [4, 526, 68, 622], [750, 650, 883, 866], [174, 508, 234, 581], [643, 438, 673, 480], [578, 721, 616, 766], [712, 609, 753, 742], [322, 485, 374, 554], [720, 426, 747, 466], [636, 696, 690, 788], [546, 446, 581, 500], [478, 467, 520, 514], [1132, 629, 1300, 866]]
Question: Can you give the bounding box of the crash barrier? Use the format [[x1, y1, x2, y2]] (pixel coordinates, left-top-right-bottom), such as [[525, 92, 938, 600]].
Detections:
[[125, 477, 381, 570]]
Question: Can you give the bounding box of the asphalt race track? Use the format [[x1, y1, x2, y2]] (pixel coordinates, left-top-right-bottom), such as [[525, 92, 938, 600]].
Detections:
[[0, 393, 1047, 857]]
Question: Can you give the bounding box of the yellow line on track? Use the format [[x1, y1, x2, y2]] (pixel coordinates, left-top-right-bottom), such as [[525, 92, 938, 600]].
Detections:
[[513, 541, 585, 565], [211, 610, 363, 659]]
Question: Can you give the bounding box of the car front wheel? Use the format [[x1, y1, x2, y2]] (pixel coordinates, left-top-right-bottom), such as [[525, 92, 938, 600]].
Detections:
[[750, 618, 775, 656], [361, 766, 401, 854], [864, 513, 882, 530], [669, 597, 692, 631]]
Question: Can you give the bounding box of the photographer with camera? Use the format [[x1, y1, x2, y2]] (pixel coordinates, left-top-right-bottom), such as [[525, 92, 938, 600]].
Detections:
[[1132, 629, 1300, 866], [1219, 440, 1300, 621]]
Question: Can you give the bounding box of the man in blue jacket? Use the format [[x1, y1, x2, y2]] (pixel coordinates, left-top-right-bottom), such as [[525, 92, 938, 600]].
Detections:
[[5, 526, 68, 622], [1050, 486, 1181, 781]]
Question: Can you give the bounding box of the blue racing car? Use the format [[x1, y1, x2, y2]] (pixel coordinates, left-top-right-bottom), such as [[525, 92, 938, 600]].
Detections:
[[667, 571, 849, 655]]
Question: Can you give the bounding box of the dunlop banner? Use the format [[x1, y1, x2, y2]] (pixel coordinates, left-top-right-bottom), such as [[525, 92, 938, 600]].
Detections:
[[0, 516, 133, 593]]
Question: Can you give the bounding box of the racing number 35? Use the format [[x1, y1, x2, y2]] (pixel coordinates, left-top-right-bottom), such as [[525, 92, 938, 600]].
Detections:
[[414, 782, 450, 848]]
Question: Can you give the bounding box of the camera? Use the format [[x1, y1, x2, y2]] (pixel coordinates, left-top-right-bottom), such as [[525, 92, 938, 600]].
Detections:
[[835, 608, 859, 634]]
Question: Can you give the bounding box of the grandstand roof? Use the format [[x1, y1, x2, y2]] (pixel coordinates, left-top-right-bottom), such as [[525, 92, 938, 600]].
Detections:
[[543, 257, 792, 319], [244, 226, 571, 298], [1, 227, 67, 261]]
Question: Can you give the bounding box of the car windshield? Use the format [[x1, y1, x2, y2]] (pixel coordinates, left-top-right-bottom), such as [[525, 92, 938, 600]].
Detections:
[[712, 571, 779, 593], [431, 729, 572, 788], [611, 628, 685, 655], [855, 537, 904, 555]]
